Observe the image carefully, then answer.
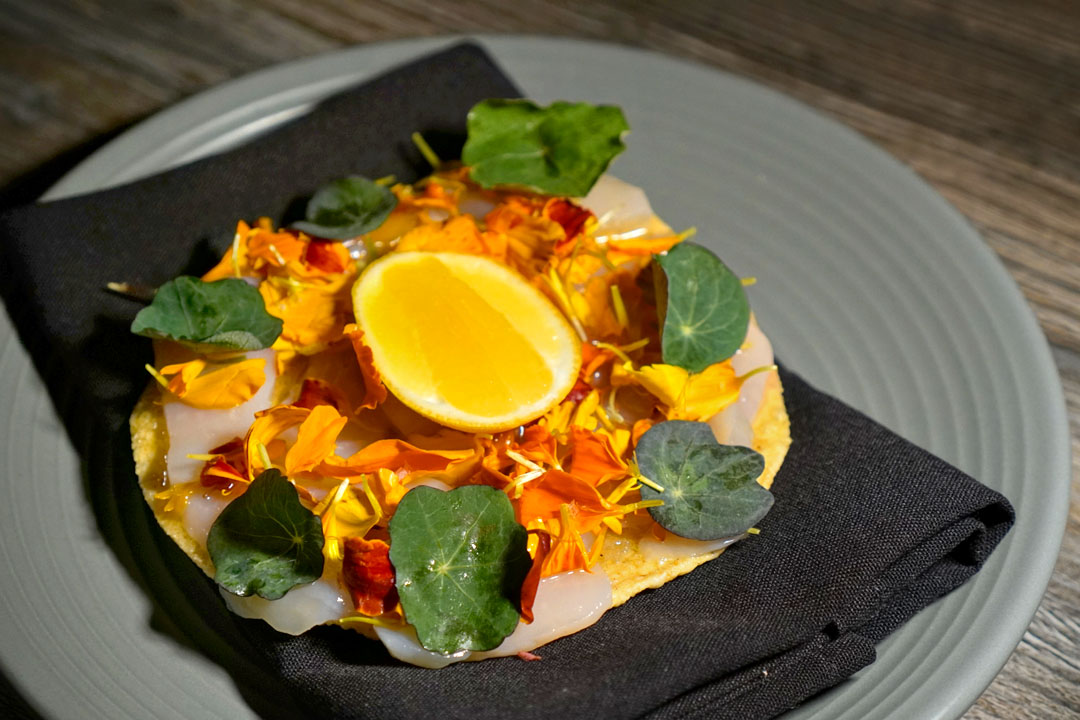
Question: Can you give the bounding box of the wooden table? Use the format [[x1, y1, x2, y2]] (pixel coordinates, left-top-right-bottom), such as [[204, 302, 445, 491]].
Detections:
[[0, 1, 1076, 718]]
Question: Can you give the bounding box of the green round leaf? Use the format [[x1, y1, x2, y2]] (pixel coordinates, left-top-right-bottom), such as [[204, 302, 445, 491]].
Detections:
[[636, 420, 772, 540], [655, 242, 750, 373], [388, 485, 530, 654], [130, 276, 282, 352], [291, 176, 398, 240], [207, 469, 325, 600], [462, 99, 629, 196]]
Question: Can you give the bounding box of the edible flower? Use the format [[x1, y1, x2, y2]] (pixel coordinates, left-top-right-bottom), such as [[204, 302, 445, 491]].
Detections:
[[285, 405, 349, 476], [147, 356, 266, 410], [317, 480, 379, 560], [610, 360, 743, 421], [343, 324, 388, 410]]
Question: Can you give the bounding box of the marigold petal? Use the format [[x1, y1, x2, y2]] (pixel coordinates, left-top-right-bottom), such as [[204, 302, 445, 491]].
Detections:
[[678, 361, 742, 420], [286, 404, 349, 475], [541, 508, 591, 576], [343, 324, 388, 410], [261, 279, 347, 351], [567, 426, 628, 485], [606, 234, 682, 256], [520, 530, 551, 623], [244, 405, 310, 478], [611, 361, 688, 409], [319, 439, 474, 477], [202, 220, 252, 281], [516, 469, 609, 528], [199, 439, 248, 492], [247, 223, 306, 267], [157, 357, 265, 410], [324, 485, 379, 545], [396, 215, 486, 254], [304, 240, 350, 274], [515, 424, 560, 468], [295, 378, 349, 413]]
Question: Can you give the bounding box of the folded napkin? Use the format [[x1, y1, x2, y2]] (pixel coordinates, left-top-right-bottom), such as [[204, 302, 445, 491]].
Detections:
[[0, 42, 1013, 720]]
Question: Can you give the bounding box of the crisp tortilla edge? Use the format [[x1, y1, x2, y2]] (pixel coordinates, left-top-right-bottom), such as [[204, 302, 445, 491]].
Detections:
[[599, 370, 791, 606]]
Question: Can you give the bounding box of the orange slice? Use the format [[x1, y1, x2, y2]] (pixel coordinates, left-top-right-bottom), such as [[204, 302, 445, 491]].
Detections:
[[352, 251, 582, 432]]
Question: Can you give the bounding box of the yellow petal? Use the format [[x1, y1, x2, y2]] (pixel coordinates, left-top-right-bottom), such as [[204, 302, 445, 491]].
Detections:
[[611, 360, 742, 421], [244, 405, 310, 477], [157, 357, 266, 410], [611, 361, 689, 409], [679, 362, 742, 420]]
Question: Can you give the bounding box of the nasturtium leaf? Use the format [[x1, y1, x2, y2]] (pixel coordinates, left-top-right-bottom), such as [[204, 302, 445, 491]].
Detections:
[[655, 242, 750, 373], [462, 98, 629, 196], [291, 176, 398, 240], [636, 420, 772, 540], [388, 485, 531, 654], [207, 469, 325, 600], [130, 276, 282, 352]]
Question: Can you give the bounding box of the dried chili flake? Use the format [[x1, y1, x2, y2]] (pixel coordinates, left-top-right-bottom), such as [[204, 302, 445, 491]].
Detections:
[[342, 537, 398, 616]]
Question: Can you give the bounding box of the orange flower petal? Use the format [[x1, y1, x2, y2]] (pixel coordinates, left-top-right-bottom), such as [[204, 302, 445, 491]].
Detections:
[[541, 507, 591, 576], [295, 378, 350, 413], [304, 240, 350, 274], [396, 215, 487, 254], [302, 340, 375, 415], [199, 437, 248, 492], [285, 404, 349, 475], [567, 426, 628, 485], [260, 279, 346, 351], [516, 469, 609, 528], [631, 418, 655, 446], [244, 405, 310, 478], [157, 357, 265, 410], [247, 222, 306, 267], [515, 424, 560, 468], [202, 220, 251, 281], [319, 439, 474, 477], [520, 530, 551, 623], [605, 234, 681, 256], [343, 324, 388, 410]]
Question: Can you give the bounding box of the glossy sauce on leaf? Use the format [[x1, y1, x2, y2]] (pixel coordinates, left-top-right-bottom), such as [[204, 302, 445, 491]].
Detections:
[[130, 276, 282, 351], [636, 420, 772, 540], [388, 485, 530, 654], [291, 176, 397, 240], [207, 469, 325, 600], [655, 243, 749, 372], [462, 99, 629, 196]]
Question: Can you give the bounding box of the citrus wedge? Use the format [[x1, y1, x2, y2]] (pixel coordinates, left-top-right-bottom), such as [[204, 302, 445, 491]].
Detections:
[[352, 251, 582, 432]]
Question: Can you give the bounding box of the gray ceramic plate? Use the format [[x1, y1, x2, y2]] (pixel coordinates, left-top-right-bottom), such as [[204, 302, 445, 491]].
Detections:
[[0, 36, 1069, 720]]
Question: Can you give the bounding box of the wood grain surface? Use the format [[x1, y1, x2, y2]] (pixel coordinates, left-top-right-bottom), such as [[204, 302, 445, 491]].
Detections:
[[0, 1, 1076, 718]]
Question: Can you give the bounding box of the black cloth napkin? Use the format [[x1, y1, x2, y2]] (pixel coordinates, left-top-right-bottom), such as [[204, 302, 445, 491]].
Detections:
[[0, 42, 1013, 720]]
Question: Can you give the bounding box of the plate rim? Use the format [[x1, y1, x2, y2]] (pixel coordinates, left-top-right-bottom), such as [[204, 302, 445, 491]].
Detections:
[[8, 33, 1071, 720]]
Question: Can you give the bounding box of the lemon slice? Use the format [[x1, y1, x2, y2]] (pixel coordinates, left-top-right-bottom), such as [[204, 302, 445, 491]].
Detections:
[[353, 251, 582, 432]]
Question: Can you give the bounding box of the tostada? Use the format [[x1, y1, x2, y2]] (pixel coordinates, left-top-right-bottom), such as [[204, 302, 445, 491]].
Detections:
[[129, 99, 791, 666]]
